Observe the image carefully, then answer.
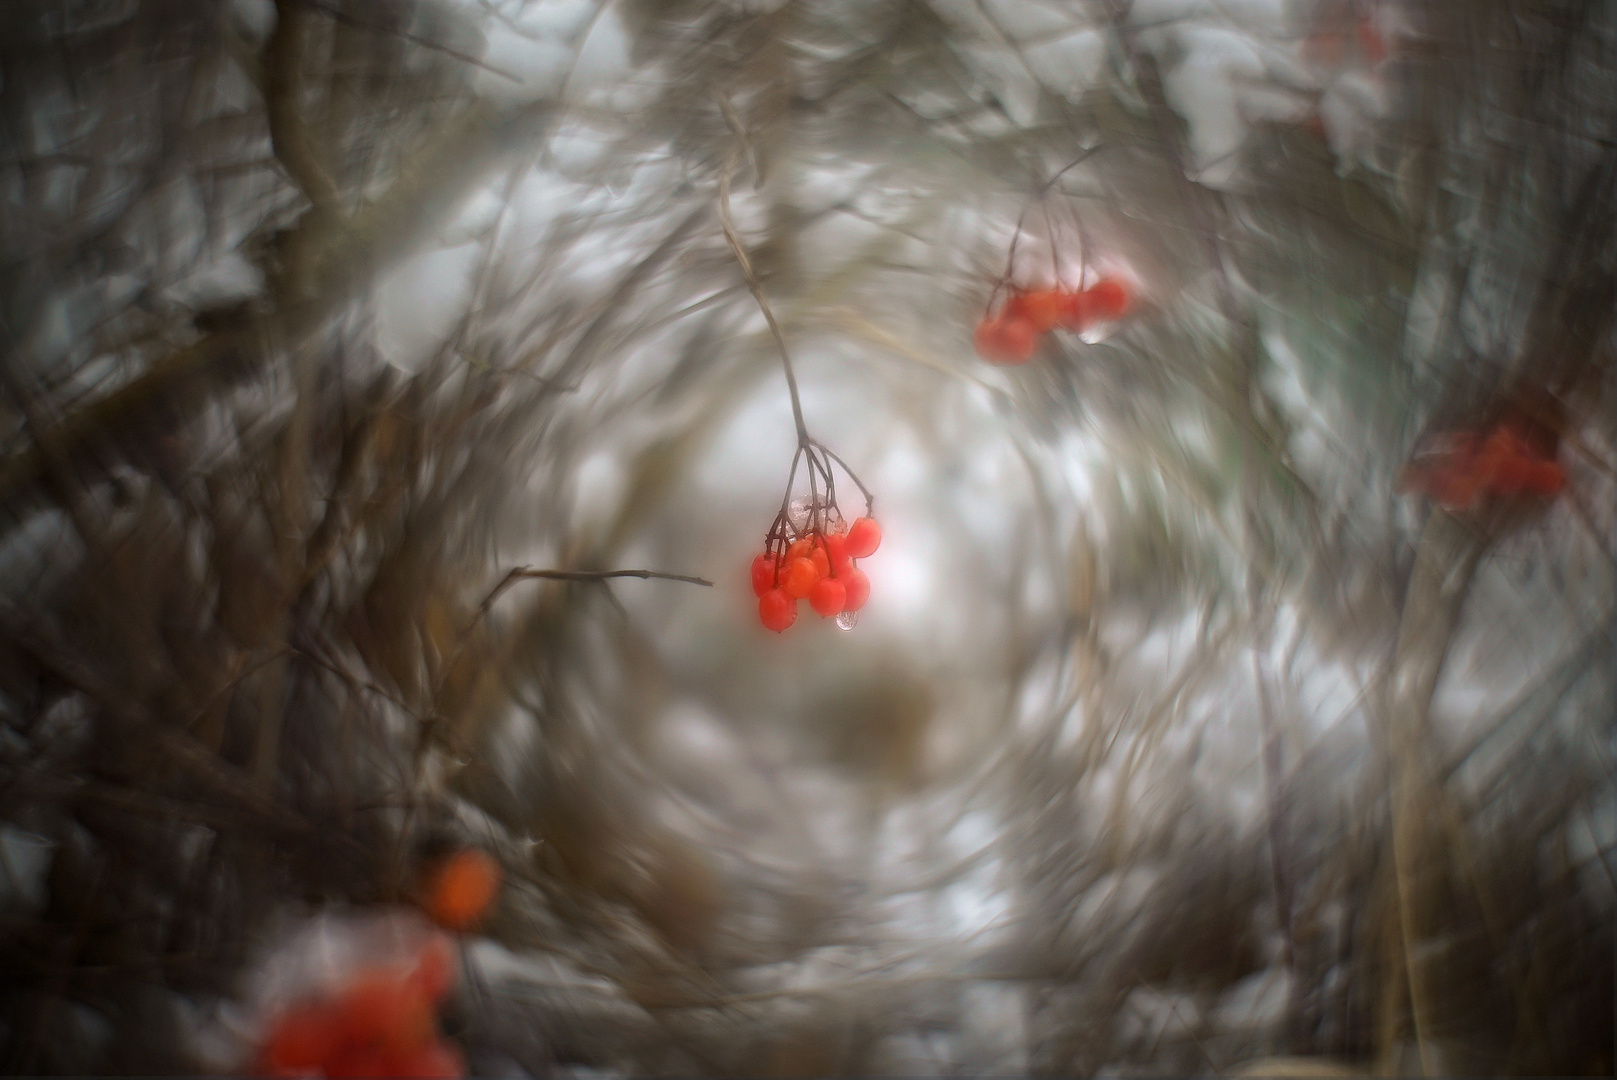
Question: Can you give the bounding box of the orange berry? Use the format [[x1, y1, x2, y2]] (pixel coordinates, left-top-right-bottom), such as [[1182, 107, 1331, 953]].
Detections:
[[786, 537, 814, 562], [750, 553, 778, 597], [809, 577, 846, 617], [845, 517, 881, 559], [781, 556, 817, 599], [424, 849, 501, 932], [758, 588, 796, 632], [840, 567, 870, 613]]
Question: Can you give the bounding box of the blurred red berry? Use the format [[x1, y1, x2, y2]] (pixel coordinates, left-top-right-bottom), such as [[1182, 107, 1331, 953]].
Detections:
[[1083, 278, 1131, 320], [845, 518, 881, 559], [325, 1045, 396, 1079], [839, 567, 870, 613], [810, 577, 846, 617], [1057, 289, 1091, 330], [424, 849, 500, 933], [409, 936, 457, 1002], [974, 315, 1039, 364], [335, 974, 435, 1052], [1357, 17, 1387, 65], [387, 1039, 466, 1079], [750, 553, 778, 597], [1526, 459, 1565, 495], [1006, 289, 1068, 334], [759, 588, 796, 632], [260, 1003, 340, 1075]]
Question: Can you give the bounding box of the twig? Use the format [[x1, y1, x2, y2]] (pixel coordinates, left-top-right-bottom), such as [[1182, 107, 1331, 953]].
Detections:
[[478, 566, 713, 616], [717, 147, 807, 444], [428, 564, 712, 711], [303, 0, 525, 84]]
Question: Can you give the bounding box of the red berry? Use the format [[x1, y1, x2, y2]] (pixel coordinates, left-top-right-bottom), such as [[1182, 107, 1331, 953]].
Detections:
[[386, 1039, 465, 1079], [758, 589, 796, 632], [810, 577, 846, 617], [781, 557, 818, 599], [786, 537, 814, 562], [845, 517, 881, 559], [825, 530, 849, 563], [1357, 17, 1387, 65], [1084, 278, 1131, 320], [1057, 289, 1092, 330], [410, 936, 457, 1002], [260, 1003, 340, 1074], [973, 315, 1039, 364], [839, 567, 870, 613], [751, 553, 778, 597], [326, 1045, 396, 1079], [1432, 467, 1481, 512], [1006, 289, 1067, 334], [1528, 459, 1565, 495], [808, 545, 830, 579], [335, 975, 435, 1050]]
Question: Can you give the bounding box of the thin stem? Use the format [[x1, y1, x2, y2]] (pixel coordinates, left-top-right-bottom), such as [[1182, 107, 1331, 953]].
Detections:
[[811, 439, 875, 516], [718, 150, 808, 444], [435, 566, 713, 708], [992, 147, 1104, 311], [483, 567, 714, 612]]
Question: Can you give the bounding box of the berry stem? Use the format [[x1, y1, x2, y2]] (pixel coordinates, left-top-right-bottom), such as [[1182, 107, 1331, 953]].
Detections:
[[718, 147, 809, 448], [991, 146, 1104, 314]]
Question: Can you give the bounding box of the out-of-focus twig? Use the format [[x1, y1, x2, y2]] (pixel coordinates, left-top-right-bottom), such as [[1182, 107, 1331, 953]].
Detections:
[[266, 0, 344, 220]]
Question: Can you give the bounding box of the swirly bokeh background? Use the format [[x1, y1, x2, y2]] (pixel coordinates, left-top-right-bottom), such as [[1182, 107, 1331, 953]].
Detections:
[[0, 0, 1611, 1075]]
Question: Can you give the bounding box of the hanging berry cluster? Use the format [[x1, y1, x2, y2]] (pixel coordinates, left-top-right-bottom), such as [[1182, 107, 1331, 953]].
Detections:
[[974, 277, 1133, 364], [720, 144, 883, 637], [750, 440, 879, 633], [1397, 418, 1565, 513]]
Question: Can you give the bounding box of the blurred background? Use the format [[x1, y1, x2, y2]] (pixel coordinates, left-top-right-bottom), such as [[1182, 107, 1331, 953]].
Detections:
[[0, 0, 1611, 1074]]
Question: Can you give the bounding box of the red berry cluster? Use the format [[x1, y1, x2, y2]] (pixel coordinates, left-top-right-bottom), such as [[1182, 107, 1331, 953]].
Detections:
[[1397, 420, 1565, 512], [752, 513, 880, 633], [974, 277, 1132, 365], [257, 936, 463, 1078]]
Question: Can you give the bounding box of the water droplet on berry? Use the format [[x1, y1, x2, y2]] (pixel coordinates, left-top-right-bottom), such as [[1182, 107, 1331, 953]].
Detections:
[[835, 610, 858, 631], [787, 498, 813, 534]]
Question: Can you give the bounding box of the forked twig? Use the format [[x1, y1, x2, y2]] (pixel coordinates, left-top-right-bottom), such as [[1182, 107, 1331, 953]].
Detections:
[[477, 567, 714, 621]]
